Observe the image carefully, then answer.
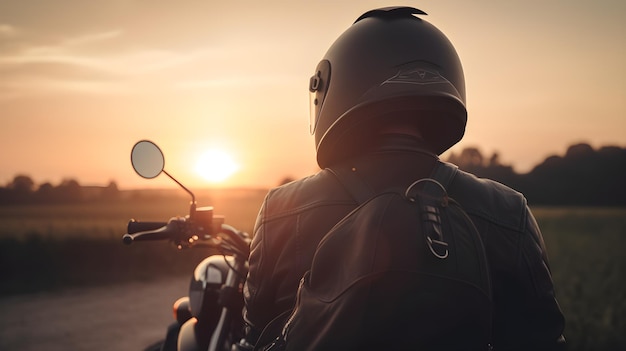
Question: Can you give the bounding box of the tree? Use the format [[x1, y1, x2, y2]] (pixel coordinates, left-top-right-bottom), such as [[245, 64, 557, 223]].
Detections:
[[102, 180, 120, 200], [8, 175, 35, 194], [0, 175, 36, 204], [488, 152, 501, 167], [57, 178, 83, 202], [35, 182, 55, 203], [446, 147, 520, 191], [447, 147, 484, 171]]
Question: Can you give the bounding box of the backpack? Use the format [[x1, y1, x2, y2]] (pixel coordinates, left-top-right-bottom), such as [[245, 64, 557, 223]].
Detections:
[[261, 161, 492, 351]]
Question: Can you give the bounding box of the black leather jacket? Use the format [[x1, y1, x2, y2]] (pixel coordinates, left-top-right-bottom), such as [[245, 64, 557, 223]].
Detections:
[[244, 135, 565, 350]]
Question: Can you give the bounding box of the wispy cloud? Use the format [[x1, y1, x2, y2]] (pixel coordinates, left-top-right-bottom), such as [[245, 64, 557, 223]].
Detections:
[[0, 21, 296, 102], [175, 73, 297, 91], [0, 24, 19, 38], [0, 28, 234, 100], [0, 76, 132, 95], [60, 30, 123, 47], [115, 48, 225, 74], [2, 29, 125, 71]]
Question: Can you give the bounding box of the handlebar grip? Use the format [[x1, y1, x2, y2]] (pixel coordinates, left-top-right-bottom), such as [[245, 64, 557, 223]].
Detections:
[[123, 219, 181, 245], [127, 220, 168, 234]]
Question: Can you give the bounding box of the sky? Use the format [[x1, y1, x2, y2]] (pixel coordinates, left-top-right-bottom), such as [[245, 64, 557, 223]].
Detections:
[[1, 0, 624, 190]]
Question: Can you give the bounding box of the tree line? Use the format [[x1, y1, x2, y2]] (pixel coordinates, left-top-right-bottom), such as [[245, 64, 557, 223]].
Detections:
[[445, 143, 626, 206], [1, 142, 624, 206], [0, 177, 120, 205]]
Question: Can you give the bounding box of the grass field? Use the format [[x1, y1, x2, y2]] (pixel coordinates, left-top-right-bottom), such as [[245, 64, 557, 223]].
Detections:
[[0, 191, 624, 350], [532, 207, 626, 350], [0, 189, 265, 296], [0, 188, 266, 241]]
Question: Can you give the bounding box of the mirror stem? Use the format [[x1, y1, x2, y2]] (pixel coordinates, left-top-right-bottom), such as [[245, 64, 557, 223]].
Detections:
[[163, 170, 196, 205]]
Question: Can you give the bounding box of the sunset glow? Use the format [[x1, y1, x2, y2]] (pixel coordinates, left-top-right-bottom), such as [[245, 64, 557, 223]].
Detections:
[[195, 149, 239, 184], [0, 1, 624, 189]]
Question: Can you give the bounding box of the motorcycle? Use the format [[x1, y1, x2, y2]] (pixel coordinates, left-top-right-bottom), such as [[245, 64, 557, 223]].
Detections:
[[123, 140, 252, 351]]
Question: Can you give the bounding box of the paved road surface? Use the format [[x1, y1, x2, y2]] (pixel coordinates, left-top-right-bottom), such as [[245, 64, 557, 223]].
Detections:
[[0, 276, 189, 351]]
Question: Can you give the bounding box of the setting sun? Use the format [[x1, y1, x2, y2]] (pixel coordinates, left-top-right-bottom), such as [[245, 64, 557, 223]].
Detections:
[[195, 149, 239, 183]]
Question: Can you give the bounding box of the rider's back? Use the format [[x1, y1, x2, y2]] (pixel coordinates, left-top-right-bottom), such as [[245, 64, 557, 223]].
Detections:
[[244, 136, 565, 350]]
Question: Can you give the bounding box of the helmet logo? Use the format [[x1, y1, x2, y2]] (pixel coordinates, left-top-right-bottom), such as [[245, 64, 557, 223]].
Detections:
[[384, 66, 449, 86]]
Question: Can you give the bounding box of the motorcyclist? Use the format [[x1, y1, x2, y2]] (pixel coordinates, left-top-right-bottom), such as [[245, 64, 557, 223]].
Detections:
[[243, 6, 566, 350]]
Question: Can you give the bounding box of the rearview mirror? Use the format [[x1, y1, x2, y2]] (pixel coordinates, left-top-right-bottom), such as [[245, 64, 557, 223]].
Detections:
[[131, 140, 165, 179]]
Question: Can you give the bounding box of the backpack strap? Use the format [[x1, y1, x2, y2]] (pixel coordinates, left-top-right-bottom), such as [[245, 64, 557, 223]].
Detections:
[[427, 161, 494, 351], [401, 161, 460, 260]]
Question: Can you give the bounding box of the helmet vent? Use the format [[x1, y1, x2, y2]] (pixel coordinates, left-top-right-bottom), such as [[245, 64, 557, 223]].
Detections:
[[354, 6, 427, 24]]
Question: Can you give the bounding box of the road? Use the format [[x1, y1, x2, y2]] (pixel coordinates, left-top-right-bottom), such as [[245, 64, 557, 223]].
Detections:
[[0, 276, 189, 351]]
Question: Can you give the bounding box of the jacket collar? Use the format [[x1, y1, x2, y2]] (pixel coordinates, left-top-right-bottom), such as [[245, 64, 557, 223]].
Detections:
[[366, 133, 439, 158]]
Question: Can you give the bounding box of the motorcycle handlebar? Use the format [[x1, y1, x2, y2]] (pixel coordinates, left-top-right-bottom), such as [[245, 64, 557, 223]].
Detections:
[[123, 217, 250, 257], [127, 220, 168, 234], [123, 219, 183, 245], [219, 224, 251, 257]]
